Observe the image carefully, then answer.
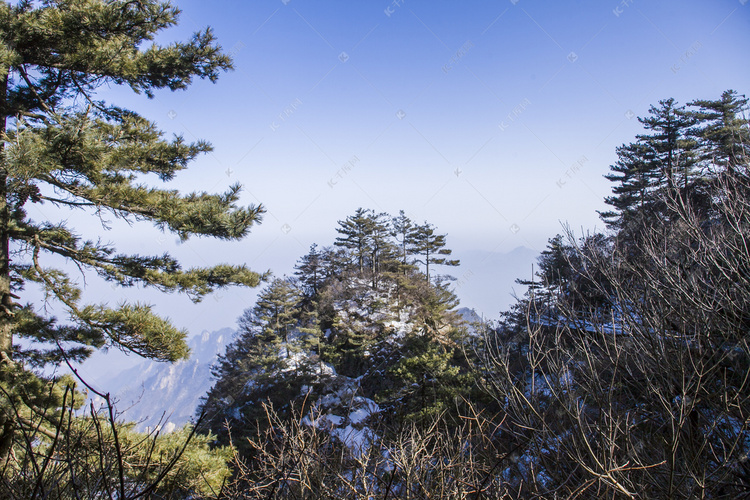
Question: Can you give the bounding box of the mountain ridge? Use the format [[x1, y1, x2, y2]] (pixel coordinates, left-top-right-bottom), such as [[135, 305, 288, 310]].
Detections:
[[106, 327, 233, 432]]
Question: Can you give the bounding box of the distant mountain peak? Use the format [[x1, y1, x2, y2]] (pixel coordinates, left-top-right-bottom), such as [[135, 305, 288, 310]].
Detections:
[[106, 328, 234, 432]]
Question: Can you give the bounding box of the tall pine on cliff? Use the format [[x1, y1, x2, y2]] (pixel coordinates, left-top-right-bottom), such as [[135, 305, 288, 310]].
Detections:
[[0, 0, 263, 479]]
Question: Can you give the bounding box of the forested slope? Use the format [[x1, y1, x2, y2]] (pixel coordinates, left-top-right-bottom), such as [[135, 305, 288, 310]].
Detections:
[[204, 91, 750, 499]]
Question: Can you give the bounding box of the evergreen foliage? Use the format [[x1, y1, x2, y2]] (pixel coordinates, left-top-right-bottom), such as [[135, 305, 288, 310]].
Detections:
[[334, 207, 375, 274], [0, 0, 262, 495], [391, 209, 416, 275], [687, 90, 750, 172], [294, 243, 324, 296], [477, 89, 750, 498], [599, 98, 700, 234], [600, 91, 749, 235], [7, 404, 232, 499], [410, 222, 459, 282], [199, 278, 312, 454], [199, 209, 471, 458]]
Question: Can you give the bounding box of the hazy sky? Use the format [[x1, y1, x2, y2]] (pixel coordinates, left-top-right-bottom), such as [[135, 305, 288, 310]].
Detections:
[[41, 0, 749, 364]]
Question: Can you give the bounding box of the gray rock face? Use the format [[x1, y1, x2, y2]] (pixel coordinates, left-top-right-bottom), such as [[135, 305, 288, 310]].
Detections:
[[107, 328, 233, 432]]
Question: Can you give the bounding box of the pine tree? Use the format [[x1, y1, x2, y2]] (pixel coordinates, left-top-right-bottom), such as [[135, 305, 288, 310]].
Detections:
[[334, 208, 373, 274], [517, 235, 571, 291], [199, 278, 303, 448], [391, 210, 417, 275], [367, 211, 396, 289], [0, 0, 263, 472], [600, 97, 700, 234], [297, 297, 325, 373], [687, 89, 750, 174], [599, 142, 661, 231], [637, 98, 698, 195], [323, 277, 378, 377], [251, 277, 301, 361], [388, 336, 462, 422], [295, 243, 325, 297], [411, 222, 459, 282], [381, 278, 469, 424], [320, 245, 348, 280]]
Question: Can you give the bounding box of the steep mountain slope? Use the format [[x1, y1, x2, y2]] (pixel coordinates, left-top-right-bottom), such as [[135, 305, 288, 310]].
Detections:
[[107, 328, 233, 432]]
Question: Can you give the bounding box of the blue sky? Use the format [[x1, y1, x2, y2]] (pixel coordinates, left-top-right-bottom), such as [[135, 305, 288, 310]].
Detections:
[[63, 0, 749, 360]]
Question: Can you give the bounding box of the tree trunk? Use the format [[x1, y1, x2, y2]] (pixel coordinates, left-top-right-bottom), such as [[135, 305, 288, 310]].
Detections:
[[0, 73, 11, 359], [425, 245, 430, 282], [402, 243, 407, 276], [0, 72, 15, 464]]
